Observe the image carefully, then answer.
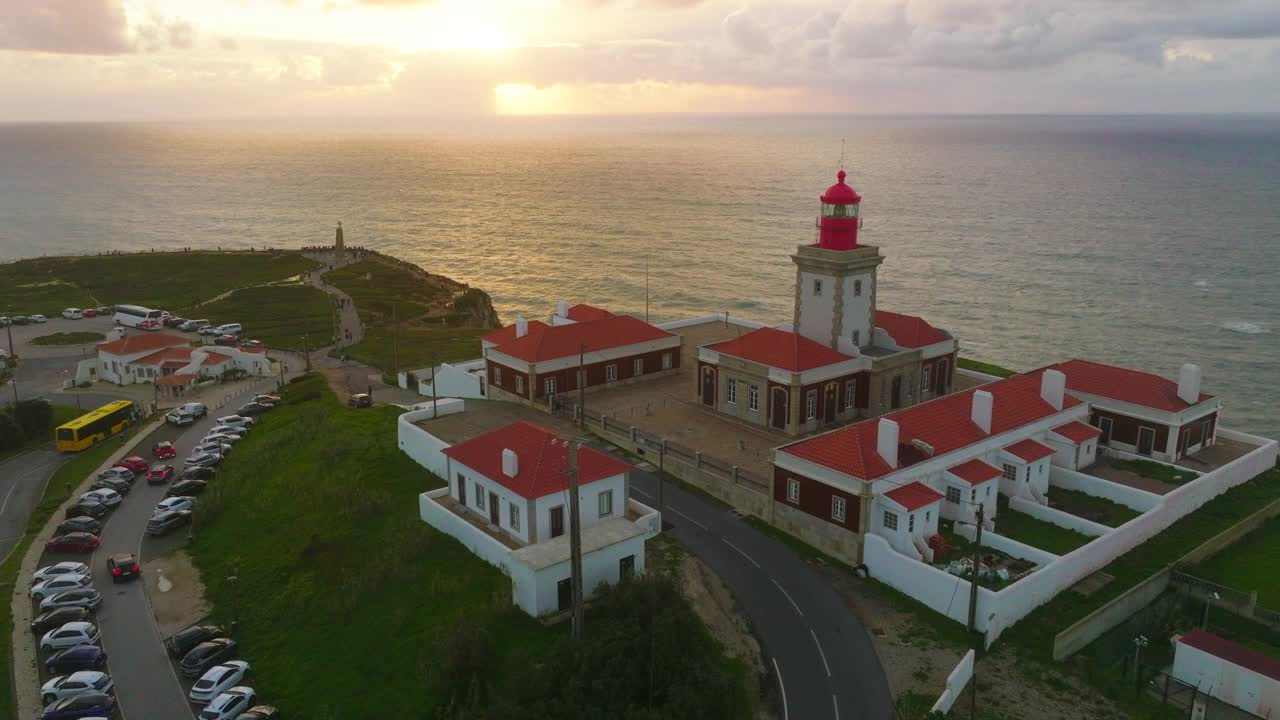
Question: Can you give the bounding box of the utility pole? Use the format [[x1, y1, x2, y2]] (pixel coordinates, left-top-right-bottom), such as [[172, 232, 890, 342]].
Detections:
[[6, 322, 15, 405], [658, 441, 666, 521], [429, 353, 438, 419], [577, 344, 586, 430], [392, 302, 400, 379], [968, 502, 984, 720], [644, 256, 650, 324], [567, 438, 585, 640], [303, 314, 311, 373]]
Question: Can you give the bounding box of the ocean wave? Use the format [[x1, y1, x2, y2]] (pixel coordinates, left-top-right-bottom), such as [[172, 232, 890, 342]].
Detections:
[[1222, 321, 1268, 334], [1193, 279, 1213, 289]]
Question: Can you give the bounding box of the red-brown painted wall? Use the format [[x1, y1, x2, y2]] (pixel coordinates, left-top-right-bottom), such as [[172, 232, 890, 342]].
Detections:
[[1090, 408, 1169, 449], [526, 346, 681, 399], [799, 370, 869, 421], [486, 359, 529, 398], [773, 466, 862, 532]]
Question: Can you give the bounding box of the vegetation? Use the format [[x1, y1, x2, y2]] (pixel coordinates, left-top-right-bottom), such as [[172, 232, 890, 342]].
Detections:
[[1048, 487, 1141, 527], [322, 259, 449, 324], [957, 358, 1017, 378], [0, 401, 79, 463], [29, 331, 105, 346], [333, 325, 489, 373], [195, 284, 335, 352], [0, 251, 319, 315], [189, 374, 754, 718], [993, 496, 1094, 555], [1110, 458, 1198, 485], [1192, 515, 1280, 608]]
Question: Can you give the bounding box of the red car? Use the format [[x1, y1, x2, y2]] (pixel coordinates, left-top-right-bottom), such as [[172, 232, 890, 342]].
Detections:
[[145, 464, 175, 485], [115, 456, 149, 474], [81, 309, 97, 318], [46, 533, 100, 553], [153, 441, 177, 459]]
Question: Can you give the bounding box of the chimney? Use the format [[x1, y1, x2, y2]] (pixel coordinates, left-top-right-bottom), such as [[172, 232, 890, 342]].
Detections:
[[1177, 364, 1202, 405], [556, 300, 569, 318], [515, 316, 528, 338], [971, 390, 993, 433], [1040, 369, 1066, 411], [501, 448, 518, 478], [877, 418, 899, 468]]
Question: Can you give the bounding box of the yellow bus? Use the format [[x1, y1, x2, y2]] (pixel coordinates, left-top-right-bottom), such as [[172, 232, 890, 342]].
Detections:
[[55, 400, 135, 452]]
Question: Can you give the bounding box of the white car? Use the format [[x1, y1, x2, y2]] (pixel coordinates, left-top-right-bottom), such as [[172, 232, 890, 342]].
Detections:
[[79, 489, 121, 508], [30, 574, 93, 601], [181, 402, 208, 417], [215, 415, 255, 430], [30, 314, 48, 323], [213, 323, 242, 335], [40, 588, 103, 611], [189, 661, 250, 704], [184, 452, 222, 468], [40, 671, 113, 705], [166, 410, 195, 427], [61, 308, 83, 320], [40, 621, 100, 650], [96, 467, 134, 483], [33, 562, 90, 585], [203, 432, 241, 446], [198, 686, 256, 720], [208, 424, 246, 437], [154, 496, 195, 516]]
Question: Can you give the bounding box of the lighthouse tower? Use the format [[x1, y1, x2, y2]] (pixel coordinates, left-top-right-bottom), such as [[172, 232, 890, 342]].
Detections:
[[791, 170, 884, 352]]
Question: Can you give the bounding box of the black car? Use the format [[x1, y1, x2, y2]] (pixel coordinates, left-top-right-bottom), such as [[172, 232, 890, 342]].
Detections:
[[55, 516, 102, 536], [146, 510, 193, 537], [31, 606, 91, 634], [90, 476, 131, 495], [166, 624, 226, 658], [45, 645, 106, 673], [11, 316, 30, 325], [166, 479, 207, 497], [236, 402, 271, 416], [237, 706, 281, 720], [64, 501, 107, 519], [348, 393, 371, 408], [107, 553, 140, 583], [41, 691, 116, 719], [179, 466, 217, 481], [179, 637, 238, 677]]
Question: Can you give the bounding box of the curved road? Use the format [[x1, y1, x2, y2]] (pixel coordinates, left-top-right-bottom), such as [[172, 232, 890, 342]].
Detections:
[[0, 448, 67, 563]]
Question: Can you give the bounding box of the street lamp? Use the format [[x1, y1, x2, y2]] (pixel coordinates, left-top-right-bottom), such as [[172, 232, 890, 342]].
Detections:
[[1132, 634, 1150, 684], [1202, 591, 1221, 629], [226, 574, 240, 635]]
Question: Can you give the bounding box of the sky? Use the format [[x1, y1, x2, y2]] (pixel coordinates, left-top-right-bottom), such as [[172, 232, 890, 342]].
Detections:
[[2, 0, 1279, 121]]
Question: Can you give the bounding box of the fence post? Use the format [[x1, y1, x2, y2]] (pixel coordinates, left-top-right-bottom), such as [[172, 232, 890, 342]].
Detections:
[[630, 426, 637, 443], [600, 414, 606, 432], [695, 451, 702, 468], [731, 465, 739, 485]]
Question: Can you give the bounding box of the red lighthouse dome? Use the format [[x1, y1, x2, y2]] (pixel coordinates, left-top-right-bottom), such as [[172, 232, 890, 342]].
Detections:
[[816, 169, 862, 250]]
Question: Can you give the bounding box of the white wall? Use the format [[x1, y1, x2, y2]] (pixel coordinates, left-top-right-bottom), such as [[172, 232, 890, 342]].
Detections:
[[931, 650, 976, 715], [864, 533, 994, 626], [796, 270, 837, 346], [1049, 467, 1161, 513], [838, 271, 873, 348], [937, 477, 998, 526], [531, 473, 628, 543], [454, 460, 534, 544], [953, 523, 1059, 567], [527, 534, 648, 616], [1008, 496, 1110, 537], [397, 404, 465, 480], [418, 363, 485, 399], [1173, 639, 1280, 716], [870, 498, 918, 559]]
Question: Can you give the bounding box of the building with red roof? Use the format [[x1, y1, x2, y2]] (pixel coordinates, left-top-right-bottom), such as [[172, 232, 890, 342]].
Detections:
[[94, 330, 272, 396], [1173, 630, 1280, 716]]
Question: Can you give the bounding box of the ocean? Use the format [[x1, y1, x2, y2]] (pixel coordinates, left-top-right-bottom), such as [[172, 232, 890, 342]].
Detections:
[[0, 115, 1276, 435]]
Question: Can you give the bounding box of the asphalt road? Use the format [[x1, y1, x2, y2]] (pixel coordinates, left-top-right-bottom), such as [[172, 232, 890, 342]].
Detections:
[[624, 464, 895, 720], [0, 447, 68, 563]]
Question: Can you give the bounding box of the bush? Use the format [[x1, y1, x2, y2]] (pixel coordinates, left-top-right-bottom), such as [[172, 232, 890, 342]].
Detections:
[[11, 399, 53, 439]]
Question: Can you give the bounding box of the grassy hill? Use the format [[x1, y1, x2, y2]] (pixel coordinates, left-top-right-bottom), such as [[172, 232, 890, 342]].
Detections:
[[194, 284, 335, 352]]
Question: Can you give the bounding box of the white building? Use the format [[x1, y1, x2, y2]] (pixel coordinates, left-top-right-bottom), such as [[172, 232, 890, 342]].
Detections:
[[407, 419, 661, 616], [94, 332, 271, 397], [1173, 629, 1280, 717], [398, 359, 487, 400]]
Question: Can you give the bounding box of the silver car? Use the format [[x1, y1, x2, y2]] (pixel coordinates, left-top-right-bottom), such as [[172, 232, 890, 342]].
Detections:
[[40, 588, 103, 611]]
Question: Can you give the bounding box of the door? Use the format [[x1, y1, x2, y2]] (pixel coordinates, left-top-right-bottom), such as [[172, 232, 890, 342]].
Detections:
[[1137, 426, 1155, 456], [619, 554, 635, 580], [824, 385, 836, 424], [557, 578, 572, 611], [458, 476, 467, 506], [1097, 416, 1113, 444], [549, 506, 565, 538], [701, 368, 716, 406], [770, 388, 787, 430], [488, 492, 500, 525], [891, 376, 903, 409]]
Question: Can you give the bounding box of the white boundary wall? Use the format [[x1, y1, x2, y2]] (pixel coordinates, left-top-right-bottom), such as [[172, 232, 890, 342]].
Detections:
[[954, 524, 1060, 567], [397, 402, 465, 479], [931, 650, 976, 715], [864, 534, 994, 627], [656, 314, 767, 331], [1049, 467, 1162, 512], [1009, 496, 1111, 537]]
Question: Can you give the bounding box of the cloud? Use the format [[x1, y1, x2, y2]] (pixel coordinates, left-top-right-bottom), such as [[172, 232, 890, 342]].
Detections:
[[168, 21, 196, 50], [723, 8, 773, 55], [0, 0, 132, 55]]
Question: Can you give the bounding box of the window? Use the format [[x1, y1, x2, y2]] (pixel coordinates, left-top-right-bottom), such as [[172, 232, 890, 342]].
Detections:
[[606, 364, 618, 382], [845, 379, 856, 407], [726, 378, 737, 405], [883, 510, 898, 530], [925, 511, 931, 523], [1085, 442, 1093, 453], [633, 358, 643, 376], [813, 279, 823, 296], [787, 478, 800, 503], [662, 352, 673, 370], [832, 496, 847, 522], [475, 484, 486, 510], [619, 554, 636, 580], [851, 330, 860, 346], [509, 503, 520, 532], [805, 390, 817, 420], [985, 486, 991, 498], [922, 366, 932, 391], [544, 377, 556, 397], [854, 279, 863, 297], [908, 513, 915, 532], [598, 489, 614, 518], [515, 376, 524, 394], [748, 384, 759, 412], [492, 365, 502, 384], [1002, 463, 1017, 482], [946, 486, 961, 505], [971, 488, 978, 503]]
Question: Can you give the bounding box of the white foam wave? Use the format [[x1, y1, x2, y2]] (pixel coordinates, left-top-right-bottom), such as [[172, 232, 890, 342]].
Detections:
[[1222, 321, 1268, 335], [1193, 279, 1213, 289]]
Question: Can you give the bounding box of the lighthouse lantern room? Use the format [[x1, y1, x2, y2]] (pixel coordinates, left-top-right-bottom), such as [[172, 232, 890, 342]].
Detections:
[[817, 169, 863, 251]]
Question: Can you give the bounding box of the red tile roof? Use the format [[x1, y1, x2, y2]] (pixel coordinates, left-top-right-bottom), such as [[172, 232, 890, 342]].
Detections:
[[1178, 630, 1280, 683], [1051, 359, 1212, 412], [567, 304, 614, 322], [491, 315, 675, 363], [132, 346, 194, 366], [780, 371, 1082, 481], [97, 332, 189, 357], [1051, 421, 1102, 444], [1004, 438, 1056, 463], [442, 421, 632, 500], [875, 310, 947, 349], [201, 351, 232, 365], [884, 481, 944, 511], [706, 327, 854, 372], [482, 320, 551, 346], [946, 459, 1003, 485], [239, 346, 266, 354]]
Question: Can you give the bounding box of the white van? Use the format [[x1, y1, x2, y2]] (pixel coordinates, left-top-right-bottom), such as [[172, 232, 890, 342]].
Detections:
[[214, 323, 242, 335], [61, 308, 82, 320], [180, 319, 210, 332]]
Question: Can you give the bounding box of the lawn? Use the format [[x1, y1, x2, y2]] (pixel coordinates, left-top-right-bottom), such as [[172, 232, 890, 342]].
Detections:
[[322, 259, 450, 324], [958, 358, 1017, 378], [1192, 515, 1280, 608], [0, 251, 320, 315], [333, 324, 488, 373], [194, 284, 335, 352], [1111, 458, 1198, 485], [993, 496, 1095, 555], [29, 331, 105, 346], [1048, 487, 1142, 527]]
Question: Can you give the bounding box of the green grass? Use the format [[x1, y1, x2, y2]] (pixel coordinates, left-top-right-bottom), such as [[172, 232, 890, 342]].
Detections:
[[0, 404, 81, 464], [28, 332, 105, 346], [0, 251, 320, 315], [1192, 515, 1280, 608], [193, 284, 335, 352], [333, 324, 488, 372], [1048, 487, 1142, 527], [958, 358, 1017, 378], [322, 259, 448, 325], [993, 495, 1094, 555], [1111, 458, 1198, 485]]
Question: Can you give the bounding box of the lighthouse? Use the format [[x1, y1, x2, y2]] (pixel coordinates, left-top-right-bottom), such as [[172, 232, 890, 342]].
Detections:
[[791, 169, 884, 352]]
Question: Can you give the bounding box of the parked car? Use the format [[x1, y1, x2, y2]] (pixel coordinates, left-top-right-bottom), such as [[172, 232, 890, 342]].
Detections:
[[166, 624, 226, 658], [40, 691, 115, 720], [40, 588, 103, 611], [46, 534, 100, 554], [145, 464, 175, 485], [185, 452, 222, 468], [138, 318, 161, 330], [106, 553, 140, 583], [89, 476, 130, 496], [198, 326, 221, 336], [194, 442, 232, 457], [40, 622, 100, 651], [33, 562, 90, 585], [349, 393, 372, 408], [166, 409, 195, 426], [30, 314, 48, 323], [63, 502, 107, 520], [236, 402, 271, 416], [79, 489, 121, 508], [214, 323, 243, 336], [153, 440, 177, 459], [252, 394, 280, 405], [61, 309, 82, 320], [203, 432, 241, 446], [236, 706, 280, 720], [55, 517, 102, 536], [179, 466, 217, 481], [214, 334, 239, 346], [239, 340, 265, 351], [181, 401, 209, 417], [10, 316, 30, 325], [167, 479, 208, 497], [181, 319, 211, 332], [215, 415, 255, 429], [96, 467, 134, 483], [31, 574, 94, 601], [189, 661, 250, 704], [95, 306, 111, 315], [209, 424, 247, 437], [147, 509, 193, 536], [199, 687, 256, 720], [180, 638, 239, 678], [0, 316, 9, 326], [164, 316, 187, 328], [31, 607, 92, 635], [45, 646, 106, 674], [114, 456, 149, 474], [80, 309, 97, 318], [39, 671, 112, 705], [155, 496, 195, 516]]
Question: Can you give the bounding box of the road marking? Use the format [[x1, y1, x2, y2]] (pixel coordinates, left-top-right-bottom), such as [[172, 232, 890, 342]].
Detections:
[[723, 537, 761, 568], [0, 478, 22, 517], [631, 487, 655, 500], [832, 694, 840, 720], [772, 658, 790, 720], [772, 578, 804, 617], [810, 628, 831, 677], [671, 507, 708, 531]]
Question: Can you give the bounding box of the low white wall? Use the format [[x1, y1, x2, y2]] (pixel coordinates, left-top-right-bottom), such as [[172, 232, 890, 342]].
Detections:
[[931, 650, 976, 715], [1050, 466, 1161, 513], [418, 364, 485, 399], [1009, 496, 1111, 537], [864, 534, 994, 629], [954, 523, 1059, 567], [419, 488, 524, 608], [528, 534, 648, 616], [398, 404, 465, 479], [656, 313, 767, 331], [628, 498, 662, 539]]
